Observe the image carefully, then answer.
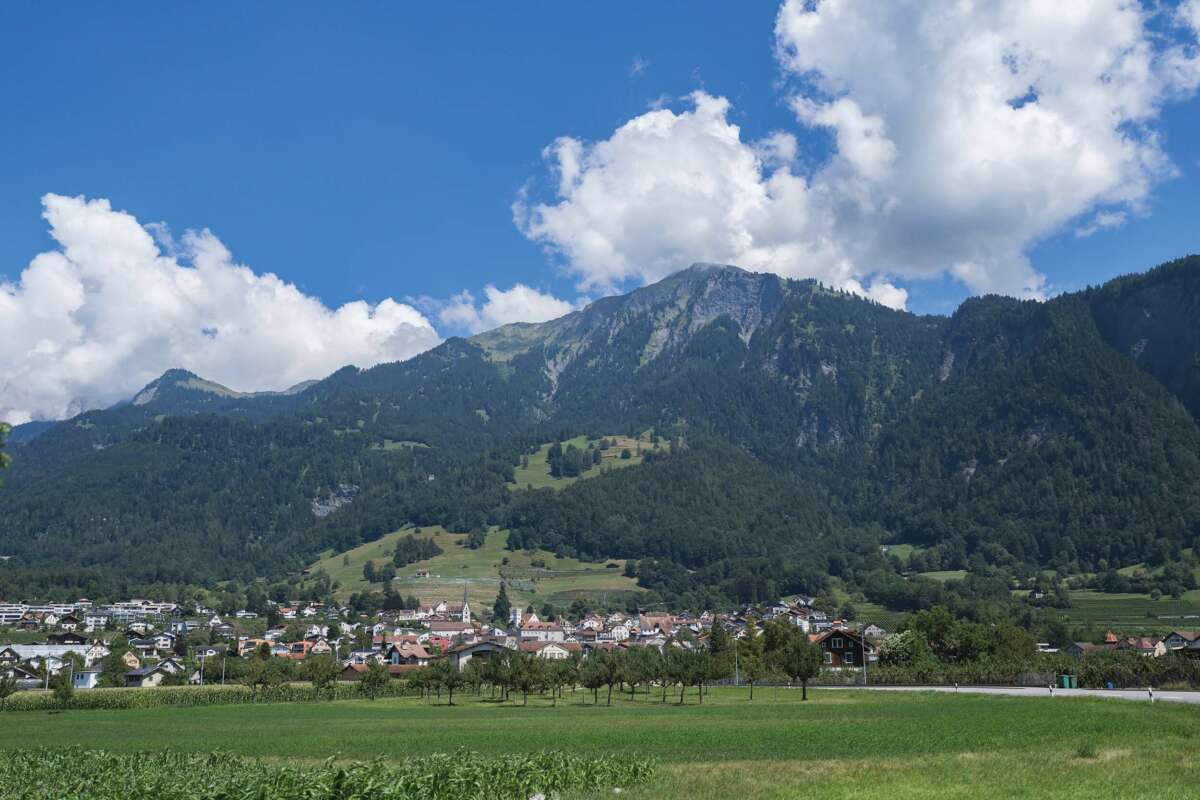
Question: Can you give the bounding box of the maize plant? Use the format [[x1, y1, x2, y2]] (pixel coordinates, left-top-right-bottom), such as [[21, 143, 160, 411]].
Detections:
[[0, 747, 655, 799]]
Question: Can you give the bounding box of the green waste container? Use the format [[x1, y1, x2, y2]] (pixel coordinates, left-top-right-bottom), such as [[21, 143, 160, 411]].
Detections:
[[1068, 675, 1078, 689], [1059, 674, 1071, 689]]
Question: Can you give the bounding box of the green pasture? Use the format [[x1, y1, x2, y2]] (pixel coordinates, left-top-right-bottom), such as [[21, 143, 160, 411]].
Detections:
[[3, 688, 1198, 799]]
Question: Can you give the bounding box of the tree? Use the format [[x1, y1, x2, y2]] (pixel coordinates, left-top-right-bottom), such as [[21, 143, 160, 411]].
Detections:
[[512, 654, 544, 706], [580, 653, 607, 705], [0, 422, 9, 477], [493, 583, 512, 625], [359, 660, 390, 700], [98, 640, 132, 688], [304, 655, 341, 700], [243, 658, 285, 695], [740, 619, 766, 700], [51, 671, 74, 710], [429, 660, 466, 705], [0, 674, 17, 710], [283, 621, 307, 643], [777, 634, 822, 701], [878, 629, 930, 668]]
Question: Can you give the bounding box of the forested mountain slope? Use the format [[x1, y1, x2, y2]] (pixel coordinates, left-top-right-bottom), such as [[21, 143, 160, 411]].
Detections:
[[2, 257, 1199, 603]]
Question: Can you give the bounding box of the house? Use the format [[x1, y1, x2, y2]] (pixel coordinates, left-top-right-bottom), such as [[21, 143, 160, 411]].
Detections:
[[125, 657, 184, 688], [814, 628, 875, 668], [519, 641, 580, 660], [284, 641, 313, 660], [1162, 631, 1200, 651], [192, 644, 227, 661], [57, 614, 82, 631], [73, 668, 103, 690], [385, 642, 432, 666], [84, 613, 110, 631], [448, 639, 514, 671], [637, 613, 673, 635], [1067, 642, 1100, 658], [608, 624, 631, 642], [446, 601, 472, 623], [47, 631, 88, 646], [121, 650, 142, 669], [428, 621, 474, 639], [861, 624, 888, 639], [518, 620, 565, 642], [578, 615, 604, 632], [0, 664, 40, 687], [212, 623, 238, 639], [348, 648, 384, 665], [1117, 636, 1166, 658]]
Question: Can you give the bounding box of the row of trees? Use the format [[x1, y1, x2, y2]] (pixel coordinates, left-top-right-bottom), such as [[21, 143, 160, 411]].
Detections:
[[401, 621, 824, 708]]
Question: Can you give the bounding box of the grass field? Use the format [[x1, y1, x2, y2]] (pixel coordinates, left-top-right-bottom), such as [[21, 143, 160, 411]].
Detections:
[[309, 526, 642, 608], [918, 569, 969, 583], [510, 434, 650, 490], [4, 689, 1199, 798]]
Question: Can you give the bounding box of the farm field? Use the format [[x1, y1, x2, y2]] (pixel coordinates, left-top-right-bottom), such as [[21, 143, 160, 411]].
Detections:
[[3, 689, 1198, 798], [1059, 589, 1200, 632], [510, 434, 650, 490], [309, 526, 641, 608]]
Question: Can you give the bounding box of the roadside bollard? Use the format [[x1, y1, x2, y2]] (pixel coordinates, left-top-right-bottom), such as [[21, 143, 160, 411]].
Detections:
[[1049, 684, 1054, 697], [954, 682, 958, 694], [1149, 687, 1154, 704]]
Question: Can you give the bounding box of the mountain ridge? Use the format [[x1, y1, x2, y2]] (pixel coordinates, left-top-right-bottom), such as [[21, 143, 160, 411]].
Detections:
[[3, 256, 1200, 604]]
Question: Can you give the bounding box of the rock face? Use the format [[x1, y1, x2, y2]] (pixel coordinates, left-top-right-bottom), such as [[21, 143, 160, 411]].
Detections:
[[311, 484, 359, 518]]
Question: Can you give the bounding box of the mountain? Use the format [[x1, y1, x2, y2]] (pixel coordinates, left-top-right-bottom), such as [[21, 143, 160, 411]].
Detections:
[[2, 256, 1200, 605]]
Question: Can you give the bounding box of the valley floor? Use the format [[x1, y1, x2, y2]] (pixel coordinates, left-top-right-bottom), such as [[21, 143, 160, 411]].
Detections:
[[5, 688, 1200, 798]]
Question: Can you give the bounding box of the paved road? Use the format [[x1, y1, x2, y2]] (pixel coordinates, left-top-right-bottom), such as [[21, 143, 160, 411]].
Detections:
[[833, 684, 1200, 705]]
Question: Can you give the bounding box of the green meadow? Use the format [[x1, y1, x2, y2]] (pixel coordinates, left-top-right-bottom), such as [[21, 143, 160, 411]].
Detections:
[[308, 525, 641, 608], [4, 689, 1198, 798], [510, 434, 649, 490]]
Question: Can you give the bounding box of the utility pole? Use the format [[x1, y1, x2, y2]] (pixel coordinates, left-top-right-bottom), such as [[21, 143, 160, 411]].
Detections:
[[861, 632, 868, 687], [733, 637, 739, 687]]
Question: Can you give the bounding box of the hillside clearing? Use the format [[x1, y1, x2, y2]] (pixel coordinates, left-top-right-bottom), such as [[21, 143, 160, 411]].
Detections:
[[308, 526, 641, 608], [510, 434, 653, 490]]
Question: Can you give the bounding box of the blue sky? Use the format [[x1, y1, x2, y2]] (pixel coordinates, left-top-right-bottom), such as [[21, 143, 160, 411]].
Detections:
[[1, 2, 1199, 422], [0, 3, 791, 308]]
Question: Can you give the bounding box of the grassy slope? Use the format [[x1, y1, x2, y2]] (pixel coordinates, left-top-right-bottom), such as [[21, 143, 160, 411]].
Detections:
[[309, 526, 641, 609], [3, 690, 1198, 799], [510, 434, 649, 490]]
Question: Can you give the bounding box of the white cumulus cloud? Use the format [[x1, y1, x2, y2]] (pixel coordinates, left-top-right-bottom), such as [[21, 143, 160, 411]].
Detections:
[[434, 283, 578, 334], [0, 194, 442, 424], [518, 0, 1200, 305]]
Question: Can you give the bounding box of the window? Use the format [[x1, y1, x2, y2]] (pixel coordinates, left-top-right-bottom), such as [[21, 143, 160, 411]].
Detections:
[[823, 651, 833, 664], [844, 651, 854, 664], [831, 637, 843, 649]]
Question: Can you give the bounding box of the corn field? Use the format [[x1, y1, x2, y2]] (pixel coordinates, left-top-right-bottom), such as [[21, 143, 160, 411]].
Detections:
[[0, 747, 656, 800], [1, 681, 414, 712]]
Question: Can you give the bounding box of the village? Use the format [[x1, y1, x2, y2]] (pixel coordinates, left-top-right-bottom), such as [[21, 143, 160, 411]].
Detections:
[[0, 594, 878, 690], [4, 594, 1199, 693]]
